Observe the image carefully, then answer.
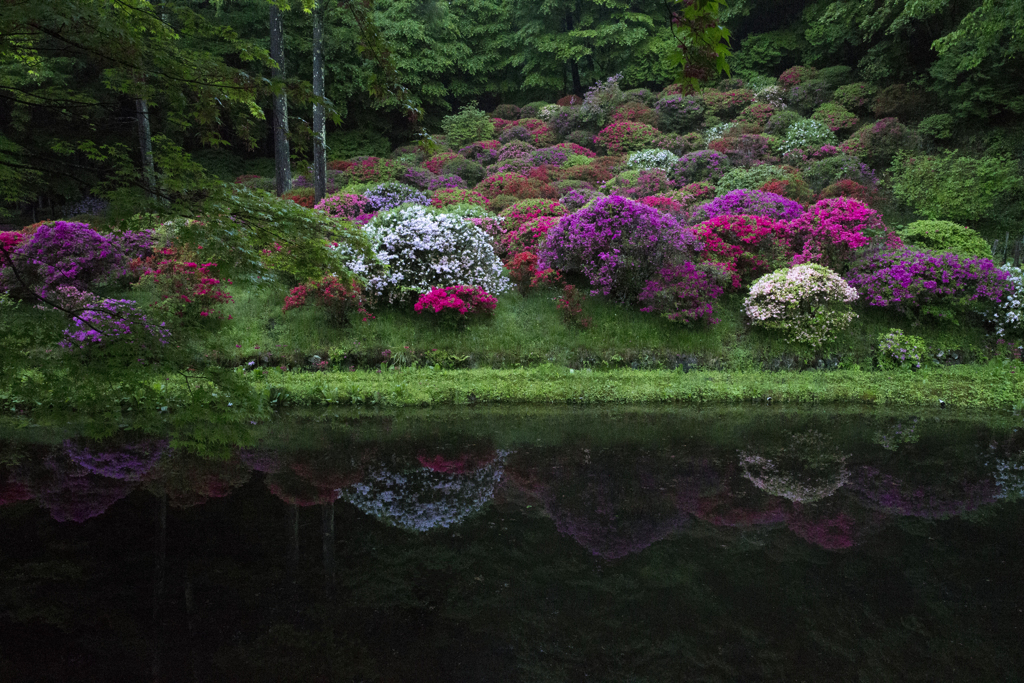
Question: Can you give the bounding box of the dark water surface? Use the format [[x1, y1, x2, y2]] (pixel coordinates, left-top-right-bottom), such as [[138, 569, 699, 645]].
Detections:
[[1, 406, 1023, 682]]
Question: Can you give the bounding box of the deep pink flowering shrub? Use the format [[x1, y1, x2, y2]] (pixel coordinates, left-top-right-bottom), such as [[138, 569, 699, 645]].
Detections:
[[423, 152, 461, 174], [313, 193, 371, 219], [139, 249, 233, 321], [669, 150, 731, 185], [789, 197, 898, 271], [413, 285, 497, 323], [0, 231, 25, 251], [694, 189, 806, 223], [0, 221, 150, 297], [458, 139, 501, 165], [475, 173, 558, 200], [693, 215, 795, 288], [639, 194, 688, 219], [553, 142, 597, 158], [336, 156, 399, 183], [499, 215, 558, 259], [282, 274, 372, 325], [638, 262, 724, 324], [538, 195, 703, 300], [594, 122, 659, 155], [779, 66, 818, 88], [845, 248, 1013, 322]]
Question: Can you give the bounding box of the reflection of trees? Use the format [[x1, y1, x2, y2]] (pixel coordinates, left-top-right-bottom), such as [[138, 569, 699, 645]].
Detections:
[[142, 453, 251, 508], [739, 431, 849, 504]]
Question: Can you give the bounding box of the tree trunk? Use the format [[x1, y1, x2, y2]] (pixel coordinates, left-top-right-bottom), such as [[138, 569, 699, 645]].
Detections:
[[136, 97, 156, 196], [565, 12, 583, 96], [311, 1, 327, 203], [270, 4, 292, 196]]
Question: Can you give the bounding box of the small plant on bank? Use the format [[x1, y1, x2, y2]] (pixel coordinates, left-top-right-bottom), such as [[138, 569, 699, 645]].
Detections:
[[555, 285, 591, 328], [877, 328, 927, 370], [282, 275, 372, 326], [413, 285, 497, 326], [638, 262, 725, 324], [138, 249, 233, 322], [744, 263, 859, 348]]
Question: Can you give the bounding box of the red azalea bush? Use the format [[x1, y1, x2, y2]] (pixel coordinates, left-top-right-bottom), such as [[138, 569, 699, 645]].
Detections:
[[639, 195, 688, 219], [693, 215, 795, 288], [430, 188, 490, 208], [499, 215, 558, 259], [707, 134, 775, 167], [508, 250, 540, 295], [779, 66, 818, 88], [424, 152, 461, 174], [282, 188, 316, 208], [475, 173, 558, 200], [818, 179, 879, 205], [759, 176, 814, 204], [611, 102, 660, 127], [604, 169, 676, 198], [140, 249, 233, 321], [737, 102, 777, 127], [554, 142, 597, 159], [282, 274, 371, 325], [499, 199, 567, 234], [413, 285, 497, 323], [555, 161, 616, 184], [638, 262, 725, 324], [699, 89, 755, 118], [789, 197, 900, 271], [594, 122, 659, 155], [555, 284, 591, 328], [338, 156, 400, 183]]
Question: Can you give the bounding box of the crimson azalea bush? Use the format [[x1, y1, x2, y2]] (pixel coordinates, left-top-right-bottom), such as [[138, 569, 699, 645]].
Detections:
[[430, 188, 489, 209], [538, 195, 702, 301], [638, 262, 725, 324], [693, 215, 795, 288], [424, 152, 461, 174], [845, 249, 1013, 322], [498, 215, 558, 260], [139, 248, 233, 322], [498, 199, 567, 234], [282, 274, 371, 325], [594, 122, 659, 155], [337, 156, 400, 183], [413, 285, 497, 324]]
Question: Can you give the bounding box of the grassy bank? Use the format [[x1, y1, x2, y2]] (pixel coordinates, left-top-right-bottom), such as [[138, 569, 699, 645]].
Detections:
[[239, 363, 1024, 410]]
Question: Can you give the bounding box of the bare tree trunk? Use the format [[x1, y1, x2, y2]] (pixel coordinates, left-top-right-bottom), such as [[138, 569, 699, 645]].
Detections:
[[311, 1, 327, 203], [270, 4, 292, 196], [136, 97, 156, 196]]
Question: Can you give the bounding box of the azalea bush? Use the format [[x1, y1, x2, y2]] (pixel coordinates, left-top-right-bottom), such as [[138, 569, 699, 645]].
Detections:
[[845, 248, 1013, 322], [654, 95, 705, 134], [475, 172, 557, 200], [987, 266, 1024, 337], [778, 119, 838, 155], [539, 195, 702, 301], [624, 148, 679, 171], [603, 169, 675, 199], [430, 188, 489, 209], [344, 205, 510, 303], [138, 248, 234, 322], [638, 262, 725, 324], [56, 287, 171, 352], [594, 122, 659, 155], [363, 182, 429, 212], [877, 328, 927, 370], [789, 197, 896, 271], [744, 263, 859, 347], [896, 220, 991, 259], [282, 274, 371, 325], [707, 134, 775, 167], [313, 193, 372, 219], [413, 285, 497, 324], [670, 150, 731, 185], [811, 102, 859, 132], [693, 215, 795, 288], [694, 189, 806, 222], [841, 118, 919, 168]]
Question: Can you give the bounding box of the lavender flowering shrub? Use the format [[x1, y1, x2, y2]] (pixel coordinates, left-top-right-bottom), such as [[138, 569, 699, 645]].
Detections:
[[530, 147, 569, 167], [342, 205, 510, 303], [401, 167, 439, 190], [362, 182, 429, 212], [845, 248, 1013, 322], [692, 189, 806, 223], [497, 140, 536, 161], [560, 187, 603, 210], [539, 195, 703, 301], [669, 150, 731, 185]]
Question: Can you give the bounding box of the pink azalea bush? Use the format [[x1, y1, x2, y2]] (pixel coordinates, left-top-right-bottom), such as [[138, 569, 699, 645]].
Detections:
[[789, 197, 899, 272], [413, 285, 497, 324], [744, 263, 859, 347], [638, 262, 725, 324]]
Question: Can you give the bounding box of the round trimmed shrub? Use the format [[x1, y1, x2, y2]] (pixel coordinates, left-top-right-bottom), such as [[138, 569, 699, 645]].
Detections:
[[491, 104, 521, 119], [430, 188, 489, 209], [566, 130, 598, 151], [695, 189, 806, 222], [763, 110, 802, 137], [362, 182, 429, 212], [841, 118, 920, 168], [789, 197, 896, 271], [744, 264, 858, 348], [778, 119, 839, 155], [441, 157, 486, 186], [497, 140, 536, 161], [594, 122, 659, 155], [811, 103, 859, 132], [499, 125, 533, 144], [801, 154, 877, 194], [313, 193, 371, 219], [737, 102, 777, 127], [714, 165, 792, 196], [670, 150, 731, 185], [475, 172, 557, 200], [833, 82, 877, 113], [424, 152, 461, 174], [639, 262, 725, 324], [896, 220, 992, 259], [538, 195, 701, 301], [603, 169, 676, 199], [441, 103, 495, 149], [344, 205, 510, 303], [624, 148, 680, 171]]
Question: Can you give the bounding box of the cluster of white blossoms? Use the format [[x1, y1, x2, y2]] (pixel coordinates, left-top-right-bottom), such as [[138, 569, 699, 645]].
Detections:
[[624, 148, 680, 172], [778, 118, 838, 154], [342, 205, 510, 303], [744, 263, 858, 347], [987, 265, 1023, 338]]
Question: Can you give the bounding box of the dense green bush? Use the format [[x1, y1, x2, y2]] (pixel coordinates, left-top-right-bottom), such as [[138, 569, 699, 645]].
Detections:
[[441, 103, 495, 149], [918, 114, 955, 141], [778, 119, 838, 154], [832, 82, 877, 113], [811, 103, 859, 132], [889, 150, 1024, 230], [785, 80, 835, 115], [896, 220, 992, 259], [872, 84, 930, 122], [763, 110, 802, 137], [801, 154, 876, 194], [842, 118, 919, 168], [714, 165, 790, 196], [441, 157, 486, 187], [654, 95, 705, 134], [326, 128, 391, 160]]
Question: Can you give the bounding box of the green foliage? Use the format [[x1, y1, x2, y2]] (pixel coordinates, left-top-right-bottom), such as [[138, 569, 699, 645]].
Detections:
[[763, 110, 802, 137], [326, 129, 392, 160], [666, 0, 733, 92], [778, 118, 838, 154], [811, 103, 859, 133], [918, 114, 956, 141], [896, 221, 992, 259], [889, 150, 1024, 232], [877, 328, 928, 370], [833, 82, 878, 113], [714, 165, 789, 195], [441, 103, 495, 149]]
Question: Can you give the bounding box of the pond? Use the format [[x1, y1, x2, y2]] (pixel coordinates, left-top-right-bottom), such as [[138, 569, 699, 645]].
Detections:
[[1, 406, 1023, 682]]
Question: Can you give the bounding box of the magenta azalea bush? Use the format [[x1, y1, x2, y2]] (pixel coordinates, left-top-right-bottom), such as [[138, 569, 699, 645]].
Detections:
[[789, 197, 897, 271], [845, 249, 1013, 322], [538, 195, 703, 300], [413, 285, 497, 324]]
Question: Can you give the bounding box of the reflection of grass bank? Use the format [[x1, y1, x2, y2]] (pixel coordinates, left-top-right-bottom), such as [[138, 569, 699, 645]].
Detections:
[[238, 364, 1024, 410]]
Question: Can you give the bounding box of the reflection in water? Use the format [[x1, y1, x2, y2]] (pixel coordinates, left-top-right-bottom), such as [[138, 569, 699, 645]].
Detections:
[[0, 408, 1022, 680]]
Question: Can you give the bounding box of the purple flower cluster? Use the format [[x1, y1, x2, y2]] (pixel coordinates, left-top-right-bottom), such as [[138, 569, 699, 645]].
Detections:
[[539, 195, 703, 300], [61, 293, 172, 349], [401, 167, 438, 190], [362, 182, 429, 211], [845, 248, 1013, 321], [426, 174, 467, 191], [695, 189, 806, 223], [497, 141, 536, 161], [530, 148, 569, 167], [560, 188, 603, 210], [670, 150, 731, 185], [65, 440, 165, 481]]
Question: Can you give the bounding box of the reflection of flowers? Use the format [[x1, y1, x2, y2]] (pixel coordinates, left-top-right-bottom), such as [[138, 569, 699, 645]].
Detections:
[[871, 419, 920, 452], [342, 451, 507, 531], [143, 454, 251, 508], [12, 452, 133, 522], [65, 440, 164, 480], [739, 431, 849, 503], [787, 508, 855, 550], [989, 455, 1024, 500], [847, 466, 997, 518]]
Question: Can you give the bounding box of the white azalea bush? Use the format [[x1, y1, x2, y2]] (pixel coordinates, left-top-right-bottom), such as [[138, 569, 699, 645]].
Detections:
[[625, 148, 680, 172], [987, 265, 1023, 337], [744, 263, 858, 347], [778, 118, 838, 155], [343, 205, 510, 304]]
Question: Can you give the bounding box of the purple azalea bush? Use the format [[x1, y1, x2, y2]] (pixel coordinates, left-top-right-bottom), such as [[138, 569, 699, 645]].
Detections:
[[669, 150, 731, 185], [846, 248, 1013, 321], [539, 195, 703, 300], [693, 189, 806, 223], [362, 182, 429, 212]]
